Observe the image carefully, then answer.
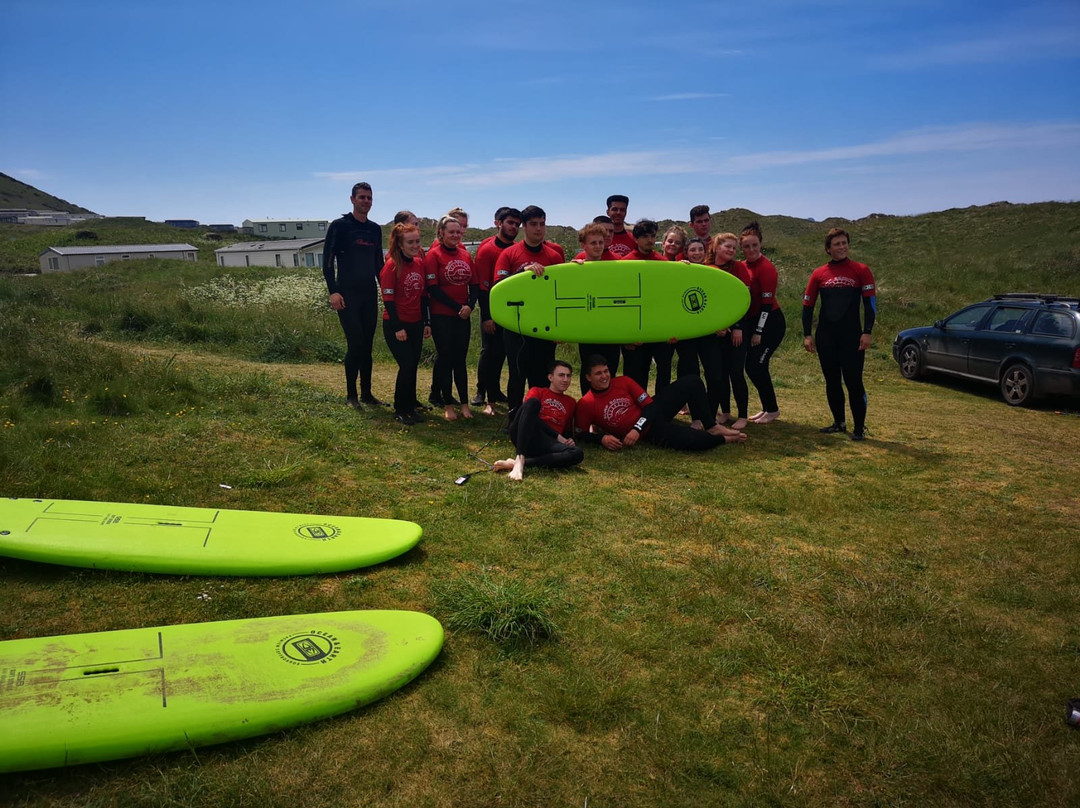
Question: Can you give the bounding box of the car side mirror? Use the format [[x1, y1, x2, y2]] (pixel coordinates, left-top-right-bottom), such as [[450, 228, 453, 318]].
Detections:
[[933, 319, 945, 329]]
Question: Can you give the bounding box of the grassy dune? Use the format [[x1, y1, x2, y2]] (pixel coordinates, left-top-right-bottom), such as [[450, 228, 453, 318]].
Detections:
[[1, 202, 1078, 807]]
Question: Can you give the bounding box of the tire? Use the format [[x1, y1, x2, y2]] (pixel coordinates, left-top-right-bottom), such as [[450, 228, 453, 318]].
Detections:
[[898, 342, 923, 380], [1000, 363, 1034, 406]]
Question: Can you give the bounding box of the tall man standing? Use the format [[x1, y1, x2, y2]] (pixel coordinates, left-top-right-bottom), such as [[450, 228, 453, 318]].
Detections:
[[606, 194, 635, 258], [493, 205, 565, 411], [323, 182, 386, 408]]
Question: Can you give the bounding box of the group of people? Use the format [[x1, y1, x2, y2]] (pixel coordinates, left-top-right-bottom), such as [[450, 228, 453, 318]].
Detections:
[[322, 184, 878, 471]]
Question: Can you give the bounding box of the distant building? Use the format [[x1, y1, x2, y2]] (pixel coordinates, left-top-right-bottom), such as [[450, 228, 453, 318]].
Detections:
[[207, 223, 237, 233], [241, 219, 328, 239], [6, 209, 103, 226], [214, 238, 325, 269], [164, 219, 200, 228], [40, 244, 198, 272]]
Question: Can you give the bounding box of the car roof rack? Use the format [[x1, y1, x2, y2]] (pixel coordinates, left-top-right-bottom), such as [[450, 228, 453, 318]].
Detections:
[[992, 293, 1080, 305]]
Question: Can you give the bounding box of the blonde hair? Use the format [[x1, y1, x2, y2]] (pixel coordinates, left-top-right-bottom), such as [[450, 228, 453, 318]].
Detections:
[[706, 233, 738, 265]]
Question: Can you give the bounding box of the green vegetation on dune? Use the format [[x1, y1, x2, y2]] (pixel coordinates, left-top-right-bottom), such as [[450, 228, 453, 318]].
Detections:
[[0, 202, 1078, 807]]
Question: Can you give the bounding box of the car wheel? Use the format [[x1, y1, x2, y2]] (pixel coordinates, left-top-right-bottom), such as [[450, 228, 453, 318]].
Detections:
[[898, 342, 923, 380], [1000, 363, 1034, 406]]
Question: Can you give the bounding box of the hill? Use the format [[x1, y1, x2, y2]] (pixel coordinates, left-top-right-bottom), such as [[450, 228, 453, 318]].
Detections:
[[0, 172, 95, 214]]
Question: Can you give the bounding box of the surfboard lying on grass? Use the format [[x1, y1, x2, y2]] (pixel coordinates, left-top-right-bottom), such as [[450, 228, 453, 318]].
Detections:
[[490, 260, 751, 343], [0, 610, 444, 772], [0, 498, 422, 575]]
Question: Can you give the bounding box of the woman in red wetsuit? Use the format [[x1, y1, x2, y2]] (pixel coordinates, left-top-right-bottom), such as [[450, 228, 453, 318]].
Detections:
[[740, 222, 787, 424], [424, 215, 478, 421], [702, 233, 752, 428], [380, 223, 431, 425]]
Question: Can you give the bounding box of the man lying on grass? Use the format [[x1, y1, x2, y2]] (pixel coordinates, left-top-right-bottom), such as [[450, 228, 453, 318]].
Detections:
[[494, 360, 584, 481], [574, 355, 747, 451]]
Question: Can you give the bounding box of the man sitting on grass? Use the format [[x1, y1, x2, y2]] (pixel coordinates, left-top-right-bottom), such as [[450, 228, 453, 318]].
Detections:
[[494, 360, 584, 481], [575, 356, 747, 451]]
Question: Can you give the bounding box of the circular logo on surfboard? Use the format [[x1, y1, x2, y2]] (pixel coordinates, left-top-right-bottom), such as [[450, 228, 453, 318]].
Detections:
[[294, 523, 341, 541], [276, 630, 341, 665], [682, 287, 707, 314]]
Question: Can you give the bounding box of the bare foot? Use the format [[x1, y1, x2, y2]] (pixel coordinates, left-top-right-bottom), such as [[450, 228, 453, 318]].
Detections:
[[678, 406, 690, 416], [483, 403, 495, 416], [731, 417, 749, 430], [748, 410, 766, 422], [507, 456, 525, 481], [460, 405, 474, 419], [724, 431, 748, 444], [753, 410, 780, 424], [444, 406, 458, 422], [716, 413, 730, 424], [493, 459, 516, 473], [708, 423, 744, 438], [689, 419, 704, 431]]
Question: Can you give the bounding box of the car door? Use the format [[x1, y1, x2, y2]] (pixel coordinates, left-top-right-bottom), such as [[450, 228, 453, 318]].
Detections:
[[967, 305, 1034, 380], [924, 303, 992, 374]]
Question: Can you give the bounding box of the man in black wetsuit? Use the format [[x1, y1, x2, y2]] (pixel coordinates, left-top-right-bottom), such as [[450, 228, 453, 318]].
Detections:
[[323, 182, 386, 408]]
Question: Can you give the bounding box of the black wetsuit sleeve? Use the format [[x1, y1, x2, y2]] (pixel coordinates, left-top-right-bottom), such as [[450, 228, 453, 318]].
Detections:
[[468, 284, 479, 310], [322, 221, 339, 294], [384, 300, 402, 332], [428, 285, 460, 312], [802, 304, 815, 337], [862, 296, 876, 334], [478, 288, 492, 321]]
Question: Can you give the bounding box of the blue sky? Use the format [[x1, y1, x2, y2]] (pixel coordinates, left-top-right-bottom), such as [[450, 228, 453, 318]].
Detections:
[[3, 0, 1078, 228]]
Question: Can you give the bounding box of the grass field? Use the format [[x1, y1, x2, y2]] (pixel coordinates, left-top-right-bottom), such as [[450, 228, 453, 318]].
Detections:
[[1, 203, 1079, 807]]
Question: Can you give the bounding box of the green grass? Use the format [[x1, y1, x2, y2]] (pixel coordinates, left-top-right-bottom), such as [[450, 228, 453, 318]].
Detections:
[[1, 202, 1079, 807]]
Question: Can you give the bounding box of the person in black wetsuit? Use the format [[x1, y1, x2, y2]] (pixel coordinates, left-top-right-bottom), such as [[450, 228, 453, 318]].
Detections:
[[322, 182, 386, 408], [802, 227, 877, 440]]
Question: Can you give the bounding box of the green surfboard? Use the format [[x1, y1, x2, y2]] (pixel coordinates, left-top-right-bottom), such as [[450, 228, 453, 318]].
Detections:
[[489, 260, 751, 343], [0, 610, 443, 772], [0, 498, 422, 576]]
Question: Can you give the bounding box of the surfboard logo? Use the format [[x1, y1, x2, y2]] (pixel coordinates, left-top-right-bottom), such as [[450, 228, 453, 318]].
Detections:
[[682, 287, 707, 314], [276, 630, 341, 665], [294, 523, 341, 541]]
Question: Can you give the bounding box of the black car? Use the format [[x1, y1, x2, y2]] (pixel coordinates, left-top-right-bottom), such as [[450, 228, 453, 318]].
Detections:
[[892, 294, 1080, 406]]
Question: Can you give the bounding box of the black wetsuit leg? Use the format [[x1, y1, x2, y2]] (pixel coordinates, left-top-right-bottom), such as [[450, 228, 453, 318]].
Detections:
[[429, 314, 457, 404], [336, 290, 379, 400], [508, 398, 584, 469], [745, 308, 786, 413], [476, 323, 506, 402], [383, 321, 423, 415]]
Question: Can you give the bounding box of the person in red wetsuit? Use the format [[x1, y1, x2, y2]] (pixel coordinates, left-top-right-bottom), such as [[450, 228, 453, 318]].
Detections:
[[699, 233, 753, 428], [573, 215, 618, 261], [740, 222, 787, 424], [493, 360, 584, 481], [802, 227, 877, 440], [606, 194, 635, 258], [380, 223, 431, 425], [493, 205, 566, 411], [425, 215, 478, 420], [619, 219, 667, 392], [575, 356, 747, 451], [471, 206, 522, 413], [572, 222, 622, 392]]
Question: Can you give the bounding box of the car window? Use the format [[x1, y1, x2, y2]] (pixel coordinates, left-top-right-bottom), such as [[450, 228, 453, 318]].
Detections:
[[945, 304, 991, 330], [983, 306, 1030, 333], [1030, 310, 1076, 338]]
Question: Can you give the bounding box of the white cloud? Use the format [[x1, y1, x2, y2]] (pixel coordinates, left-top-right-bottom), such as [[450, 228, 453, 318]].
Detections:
[[316, 121, 1080, 190]]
